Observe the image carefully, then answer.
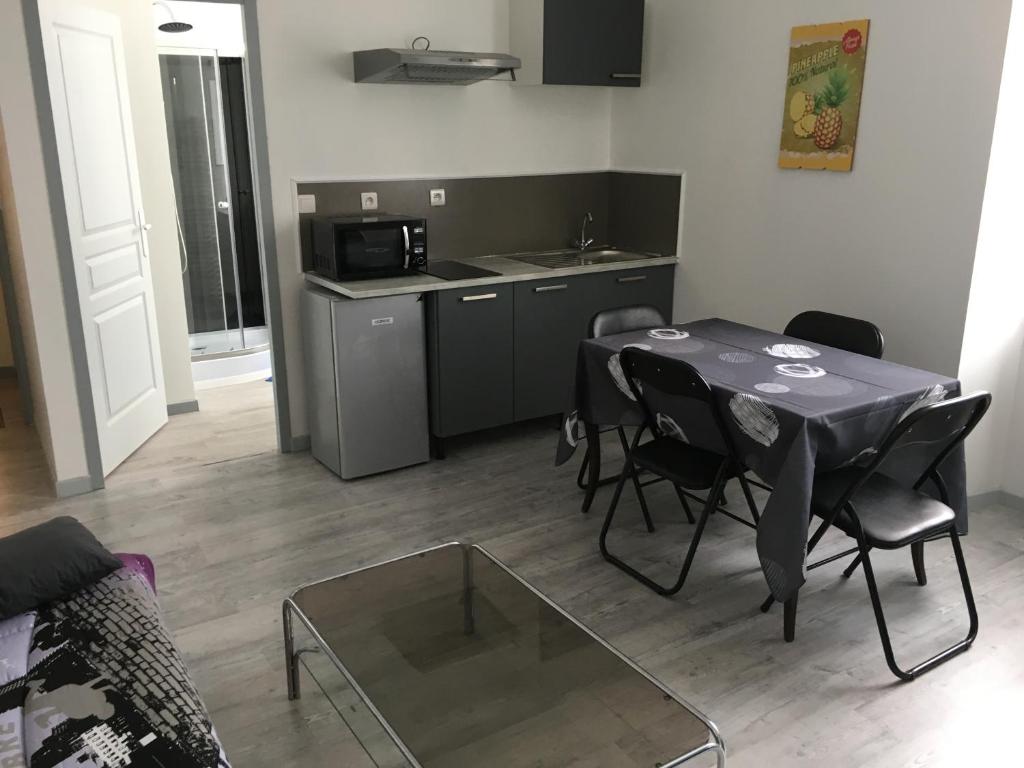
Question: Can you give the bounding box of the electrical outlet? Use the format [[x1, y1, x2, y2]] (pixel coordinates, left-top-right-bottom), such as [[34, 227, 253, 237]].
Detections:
[[296, 194, 316, 214], [429, 188, 446, 207], [360, 192, 379, 211]]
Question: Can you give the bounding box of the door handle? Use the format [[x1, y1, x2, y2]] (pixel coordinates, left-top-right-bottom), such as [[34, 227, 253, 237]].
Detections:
[[217, 201, 231, 211], [460, 293, 497, 302], [610, 73, 642, 80], [534, 284, 568, 293], [617, 274, 647, 283], [402, 225, 411, 270], [136, 208, 151, 258]]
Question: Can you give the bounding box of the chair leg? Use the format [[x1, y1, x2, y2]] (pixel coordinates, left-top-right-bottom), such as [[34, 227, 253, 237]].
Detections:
[[911, 541, 927, 586], [580, 423, 603, 514], [672, 483, 696, 524], [842, 551, 865, 578], [576, 448, 590, 490], [784, 593, 798, 643], [859, 531, 978, 682], [629, 458, 655, 533], [599, 465, 728, 596], [736, 473, 760, 526]]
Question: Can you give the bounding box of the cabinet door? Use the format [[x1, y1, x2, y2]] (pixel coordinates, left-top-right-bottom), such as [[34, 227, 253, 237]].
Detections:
[[428, 285, 514, 438], [581, 265, 675, 325], [543, 0, 645, 87], [514, 277, 590, 421]]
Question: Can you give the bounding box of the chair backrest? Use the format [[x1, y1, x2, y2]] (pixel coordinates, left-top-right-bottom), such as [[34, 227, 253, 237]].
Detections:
[[589, 305, 666, 339], [620, 347, 739, 458], [818, 392, 991, 534], [784, 310, 884, 359]]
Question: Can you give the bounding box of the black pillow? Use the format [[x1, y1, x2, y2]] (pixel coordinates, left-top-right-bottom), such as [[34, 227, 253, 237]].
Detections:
[[0, 516, 122, 620]]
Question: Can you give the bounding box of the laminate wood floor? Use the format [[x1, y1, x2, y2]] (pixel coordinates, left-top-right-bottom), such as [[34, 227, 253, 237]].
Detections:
[[1, 378, 1022, 767]]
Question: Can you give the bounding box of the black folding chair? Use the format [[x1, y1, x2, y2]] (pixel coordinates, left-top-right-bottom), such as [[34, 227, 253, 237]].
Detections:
[[577, 305, 667, 514], [599, 348, 760, 596], [745, 309, 887, 498], [765, 391, 991, 681], [785, 310, 885, 359]]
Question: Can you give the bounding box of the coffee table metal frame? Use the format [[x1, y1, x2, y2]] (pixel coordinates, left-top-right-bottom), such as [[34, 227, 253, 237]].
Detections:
[[283, 542, 726, 768]]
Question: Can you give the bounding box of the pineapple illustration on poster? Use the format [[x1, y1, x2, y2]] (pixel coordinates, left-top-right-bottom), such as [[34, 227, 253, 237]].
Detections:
[[779, 20, 869, 172]]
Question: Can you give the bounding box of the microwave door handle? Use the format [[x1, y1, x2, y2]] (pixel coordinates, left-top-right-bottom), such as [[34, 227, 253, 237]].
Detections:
[[402, 226, 411, 269]]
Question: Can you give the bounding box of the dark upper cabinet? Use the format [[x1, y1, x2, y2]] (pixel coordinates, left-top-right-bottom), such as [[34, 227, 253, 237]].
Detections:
[[511, 0, 645, 87], [427, 285, 515, 438]]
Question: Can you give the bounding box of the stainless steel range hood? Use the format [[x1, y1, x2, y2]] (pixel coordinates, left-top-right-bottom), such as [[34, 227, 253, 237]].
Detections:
[[353, 48, 521, 85]]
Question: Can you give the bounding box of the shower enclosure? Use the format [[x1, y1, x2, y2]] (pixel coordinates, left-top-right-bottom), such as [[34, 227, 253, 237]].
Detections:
[[159, 49, 268, 382]]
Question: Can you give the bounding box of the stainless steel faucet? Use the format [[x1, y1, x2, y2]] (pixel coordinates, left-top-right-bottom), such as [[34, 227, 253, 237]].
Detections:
[[574, 212, 595, 251]]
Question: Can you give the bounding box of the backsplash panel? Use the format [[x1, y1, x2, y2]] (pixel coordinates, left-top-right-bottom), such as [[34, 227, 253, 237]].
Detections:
[[297, 171, 680, 269]]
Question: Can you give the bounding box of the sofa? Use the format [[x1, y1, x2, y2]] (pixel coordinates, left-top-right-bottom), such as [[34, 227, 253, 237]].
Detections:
[[0, 527, 228, 767]]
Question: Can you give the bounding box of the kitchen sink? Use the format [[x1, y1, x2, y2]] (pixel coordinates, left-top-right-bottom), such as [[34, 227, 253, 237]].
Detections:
[[505, 249, 657, 269]]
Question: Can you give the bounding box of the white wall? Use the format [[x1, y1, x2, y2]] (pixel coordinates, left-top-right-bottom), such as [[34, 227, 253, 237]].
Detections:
[[256, 0, 613, 439], [964, 0, 1024, 496], [611, 0, 1012, 378], [0, 7, 90, 484], [155, 1, 245, 56]]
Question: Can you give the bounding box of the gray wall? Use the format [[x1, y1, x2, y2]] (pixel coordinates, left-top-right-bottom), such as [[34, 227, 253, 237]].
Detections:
[[297, 171, 680, 268]]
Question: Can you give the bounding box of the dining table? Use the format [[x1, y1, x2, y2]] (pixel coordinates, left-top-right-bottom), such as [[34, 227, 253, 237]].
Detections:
[[555, 318, 967, 602]]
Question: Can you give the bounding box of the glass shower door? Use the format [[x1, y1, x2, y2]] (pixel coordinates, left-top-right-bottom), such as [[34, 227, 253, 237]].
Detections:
[[159, 49, 246, 357]]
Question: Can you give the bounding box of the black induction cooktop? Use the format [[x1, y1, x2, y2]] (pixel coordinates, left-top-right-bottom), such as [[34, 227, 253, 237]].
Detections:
[[423, 261, 500, 281]]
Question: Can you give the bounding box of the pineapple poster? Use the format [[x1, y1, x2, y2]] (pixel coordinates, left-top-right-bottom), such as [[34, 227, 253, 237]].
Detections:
[[779, 20, 870, 172]]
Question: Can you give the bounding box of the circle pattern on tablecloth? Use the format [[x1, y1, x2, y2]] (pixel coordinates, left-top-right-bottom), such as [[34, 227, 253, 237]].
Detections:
[[607, 343, 653, 400], [648, 328, 690, 341], [764, 343, 820, 359], [788, 376, 855, 397], [720, 351, 757, 364], [656, 413, 688, 442], [729, 393, 780, 447], [755, 382, 791, 394], [775, 363, 827, 379], [564, 410, 580, 447]]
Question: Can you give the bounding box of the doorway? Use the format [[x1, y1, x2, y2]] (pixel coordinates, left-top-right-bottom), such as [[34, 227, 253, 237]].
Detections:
[[155, 3, 270, 388], [25, 0, 291, 492]]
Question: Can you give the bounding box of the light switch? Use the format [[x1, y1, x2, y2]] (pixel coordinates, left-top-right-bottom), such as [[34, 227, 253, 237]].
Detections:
[[430, 188, 446, 207], [361, 192, 379, 211], [296, 194, 316, 214]]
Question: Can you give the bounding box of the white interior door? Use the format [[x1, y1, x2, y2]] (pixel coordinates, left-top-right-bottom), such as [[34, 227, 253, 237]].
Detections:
[[39, 0, 168, 475]]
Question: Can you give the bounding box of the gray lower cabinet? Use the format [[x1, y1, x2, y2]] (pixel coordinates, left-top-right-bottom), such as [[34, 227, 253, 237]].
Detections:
[[428, 266, 674, 437], [579, 265, 674, 320], [513, 277, 593, 421], [427, 285, 515, 438]]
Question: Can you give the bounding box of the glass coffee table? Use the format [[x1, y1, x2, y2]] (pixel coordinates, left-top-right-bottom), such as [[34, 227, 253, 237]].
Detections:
[[283, 543, 725, 767]]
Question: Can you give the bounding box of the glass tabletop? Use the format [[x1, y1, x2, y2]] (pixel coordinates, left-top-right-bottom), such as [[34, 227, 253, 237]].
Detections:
[[284, 543, 723, 767]]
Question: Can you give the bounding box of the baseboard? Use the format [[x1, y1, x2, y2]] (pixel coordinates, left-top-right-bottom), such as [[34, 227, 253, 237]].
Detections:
[[968, 490, 1024, 512], [167, 399, 200, 416], [290, 434, 311, 452], [55, 475, 98, 498]]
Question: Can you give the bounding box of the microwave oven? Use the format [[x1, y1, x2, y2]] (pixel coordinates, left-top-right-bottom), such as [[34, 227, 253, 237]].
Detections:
[[309, 213, 427, 281]]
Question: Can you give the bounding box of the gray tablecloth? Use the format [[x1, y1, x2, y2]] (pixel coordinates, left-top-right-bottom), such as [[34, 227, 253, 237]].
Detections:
[[556, 318, 966, 601]]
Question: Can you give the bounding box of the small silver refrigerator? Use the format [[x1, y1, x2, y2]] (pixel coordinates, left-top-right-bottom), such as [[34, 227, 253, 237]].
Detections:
[[302, 285, 430, 479]]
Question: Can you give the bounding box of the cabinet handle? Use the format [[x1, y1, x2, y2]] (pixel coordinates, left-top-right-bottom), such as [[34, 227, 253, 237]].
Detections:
[[534, 284, 568, 293], [460, 293, 498, 302], [610, 73, 642, 80], [617, 275, 647, 284]]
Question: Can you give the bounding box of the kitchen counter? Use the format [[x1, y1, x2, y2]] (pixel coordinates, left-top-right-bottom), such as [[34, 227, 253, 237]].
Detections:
[[304, 253, 679, 299]]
